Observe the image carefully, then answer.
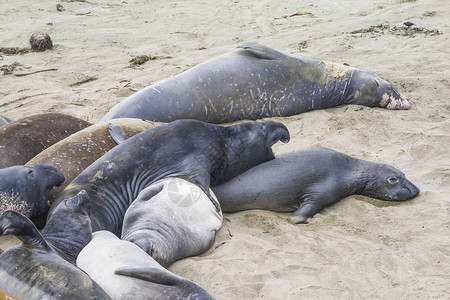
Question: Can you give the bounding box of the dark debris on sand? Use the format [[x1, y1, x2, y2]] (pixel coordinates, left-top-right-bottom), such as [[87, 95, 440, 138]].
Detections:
[[349, 24, 441, 37]]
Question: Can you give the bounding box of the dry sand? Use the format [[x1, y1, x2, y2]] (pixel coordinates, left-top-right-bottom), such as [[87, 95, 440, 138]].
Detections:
[[0, 0, 449, 299]]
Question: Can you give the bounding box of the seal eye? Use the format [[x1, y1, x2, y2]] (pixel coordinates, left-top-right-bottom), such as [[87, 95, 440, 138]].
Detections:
[[373, 79, 380, 88], [387, 177, 399, 185]]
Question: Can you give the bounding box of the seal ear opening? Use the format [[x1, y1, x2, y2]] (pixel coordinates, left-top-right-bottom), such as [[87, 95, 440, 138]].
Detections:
[[263, 120, 290, 146]]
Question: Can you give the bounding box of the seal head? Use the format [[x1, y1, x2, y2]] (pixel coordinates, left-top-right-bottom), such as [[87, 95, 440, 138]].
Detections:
[[349, 71, 410, 110]]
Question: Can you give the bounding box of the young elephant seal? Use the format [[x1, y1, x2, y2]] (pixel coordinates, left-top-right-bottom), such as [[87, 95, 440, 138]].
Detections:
[[212, 148, 420, 223], [77, 230, 215, 300], [121, 178, 222, 267]]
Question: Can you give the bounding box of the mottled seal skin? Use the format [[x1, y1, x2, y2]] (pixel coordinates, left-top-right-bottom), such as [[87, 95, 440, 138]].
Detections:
[[101, 42, 410, 123], [121, 179, 222, 267], [0, 208, 110, 299], [212, 148, 420, 224], [0, 113, 91, 168], [77, 231, 215, 300], [48, 119, 289, 236], [0, 115, 13, 127], [0, 164, 65, 222], [26, 118, 163, 206]]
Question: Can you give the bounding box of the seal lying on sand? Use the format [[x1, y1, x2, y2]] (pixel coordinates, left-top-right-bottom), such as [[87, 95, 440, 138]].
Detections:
[[26, 118, 163, 205], [102, 42, 410, 123], [77, 230, 215, 300], [0, 164, 65, 222], [212, 148, 420, 223], [0, 194, 110, 300], [122, 179, 222, 267], [48, 119, 290, 236], [0, 113, 91, 168]]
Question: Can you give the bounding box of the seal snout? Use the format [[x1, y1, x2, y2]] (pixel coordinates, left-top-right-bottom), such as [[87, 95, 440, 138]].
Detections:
[[381, 93, 411, 110]]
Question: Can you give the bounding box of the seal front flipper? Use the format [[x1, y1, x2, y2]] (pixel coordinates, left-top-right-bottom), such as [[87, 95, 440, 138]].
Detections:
[[236, 42, 287, 60], [108, 123, 129, 145], [114, 265, 180, 286], [0, 210, 51, 251]]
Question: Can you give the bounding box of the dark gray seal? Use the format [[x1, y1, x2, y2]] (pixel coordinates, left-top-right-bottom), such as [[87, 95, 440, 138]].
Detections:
[[101, 42, 410, 123], [77, 230, 215, 299], [212, 148, 420, 223], [0, 113, 91, 168], [121, 178, 222, 267], [0, 164, 65, 223], [0, 195, 110, 299], [26, 118, 163, 206], [48, 119, 290, 236]]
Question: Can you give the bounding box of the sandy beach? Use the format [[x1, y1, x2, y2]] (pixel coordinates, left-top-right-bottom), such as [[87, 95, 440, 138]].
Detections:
[[1, 0, 449, 299]]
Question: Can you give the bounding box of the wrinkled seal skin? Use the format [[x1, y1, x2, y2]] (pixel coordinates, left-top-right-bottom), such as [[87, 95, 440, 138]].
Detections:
[[0, 202, 111, 299], [122, 179, 223, 267], [77, 231, 215, 300], [101, 42, 410, 123], [27, 118, 163, 206], [48, 119, 290, 236], [0, 164, 65, 223], [0, 114, 13, 127], [41, 190, 93, 265], [0, 113, 91, 168], [212, 148, 420, 224]]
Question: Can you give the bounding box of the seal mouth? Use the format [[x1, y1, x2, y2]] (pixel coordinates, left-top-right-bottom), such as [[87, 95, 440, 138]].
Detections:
[[380, 93, 410, 110]]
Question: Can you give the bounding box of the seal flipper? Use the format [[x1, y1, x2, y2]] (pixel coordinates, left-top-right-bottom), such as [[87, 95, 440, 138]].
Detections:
[[108, 123, 128, 145], [237, 42, 287, 60], [0, 210, 52, 251], [114, 266, 180, 286]]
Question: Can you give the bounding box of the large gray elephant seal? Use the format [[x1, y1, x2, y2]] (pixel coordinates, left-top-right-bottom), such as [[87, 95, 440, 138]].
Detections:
[[122, 178, 222, 267], [0, 164, 65, 222], [212, 148, 420, 224], [0, 208, 110, 299], [0, 113, 91, 168], [48, 119, 290, 236], [77, 230, 215, 300], [101, 42, 410, 123], [27, 118, 163, 205]]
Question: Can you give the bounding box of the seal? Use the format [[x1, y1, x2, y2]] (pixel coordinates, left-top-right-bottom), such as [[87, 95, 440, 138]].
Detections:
[[212, 147, 420, 223], [77, 230, 215, 300], [121, 179, 222, 267], [0, 113, 91, 168], [0, 114, 12, 127], [101, 42, 410, 123], [26, 118, 163, 205], [48, 119, 289, 236], [0, 164, 65, 223], [0, 205, 110, 299]]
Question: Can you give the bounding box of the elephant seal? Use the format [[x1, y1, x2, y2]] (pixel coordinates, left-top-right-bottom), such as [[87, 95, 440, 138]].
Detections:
[[122, 178, 222, 267], [0, 164, 65, 223], [101, 42, 410, 123], [0, 113, 91, 168], [0, 115, 12, 127], [0, 209, 110, 299], [27, 118, 163, 205], [77, 230, 215, 300], [212, 148, 420, 223], [48, 119, 289, 236]]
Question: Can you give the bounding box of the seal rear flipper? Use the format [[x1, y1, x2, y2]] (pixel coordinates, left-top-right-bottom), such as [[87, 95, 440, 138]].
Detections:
[[0, 210, 52, 251], [236, 42, 287, 60], [114, 266, 180, 286], [108, 123, 128, 145]]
